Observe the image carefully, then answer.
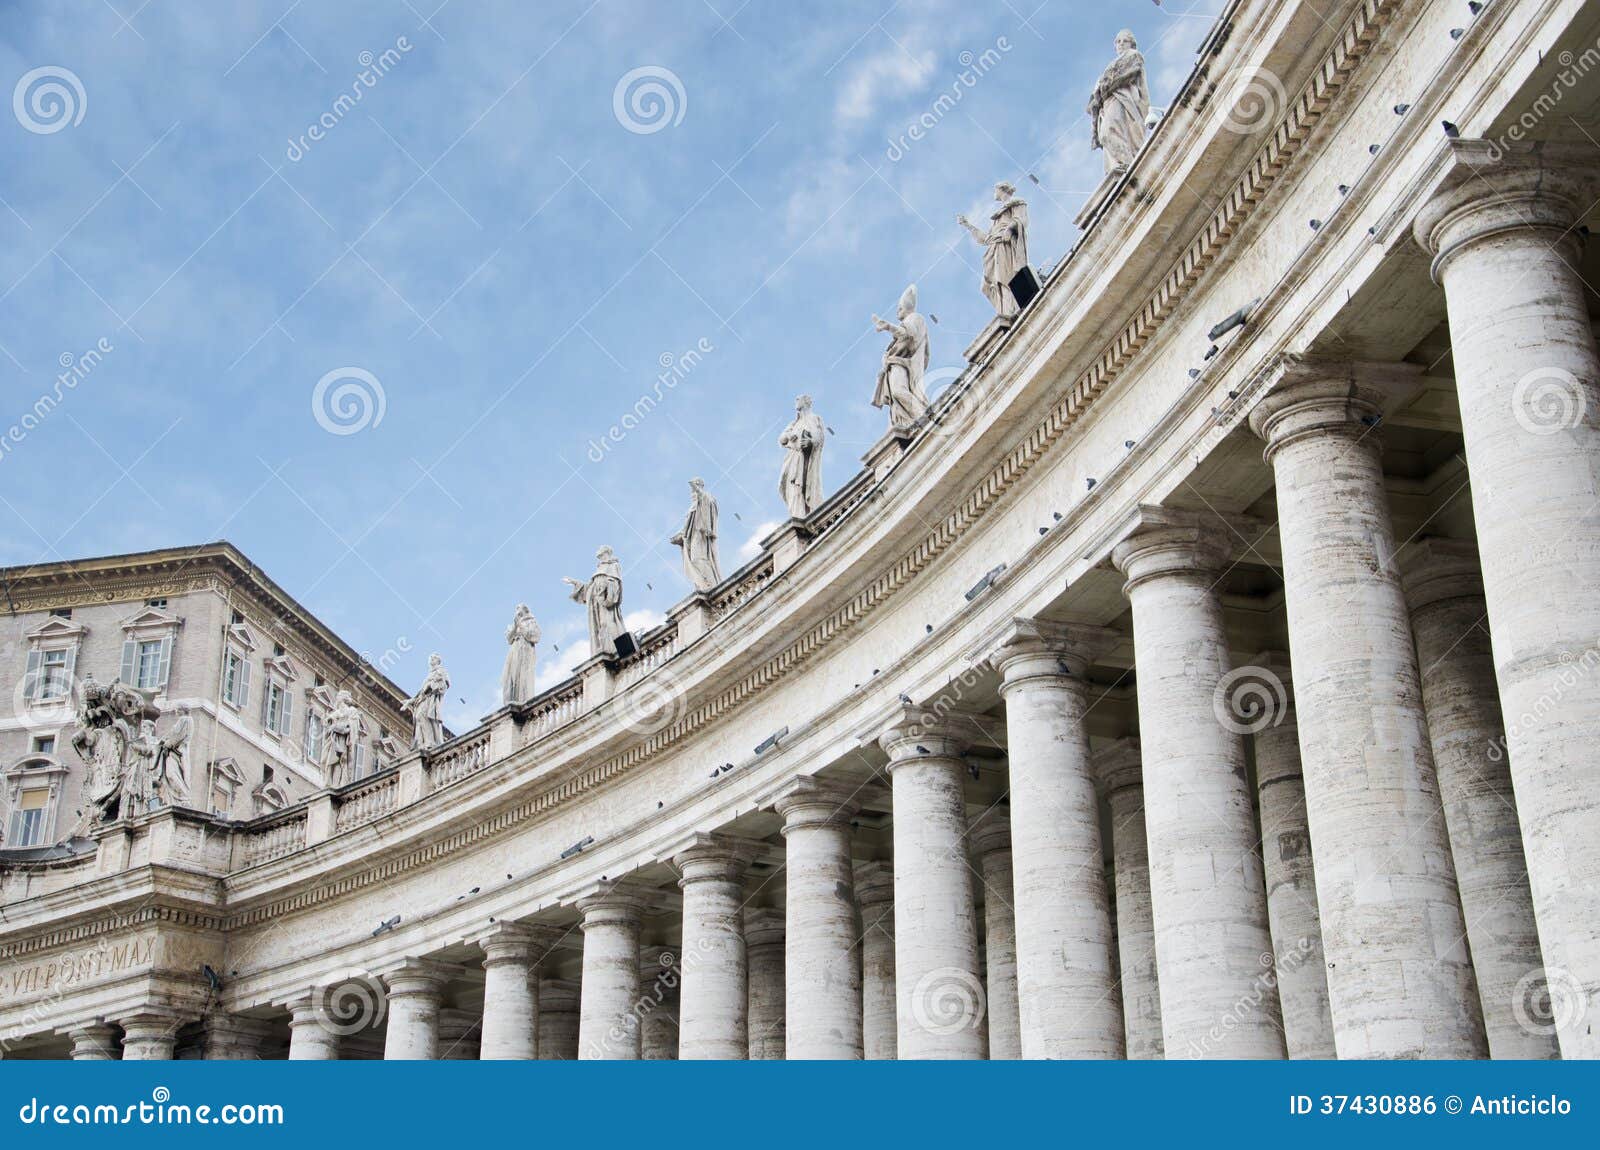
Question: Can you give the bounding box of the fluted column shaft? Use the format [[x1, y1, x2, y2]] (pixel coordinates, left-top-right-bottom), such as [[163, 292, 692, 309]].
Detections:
[[987, 620, 1122, 1058], [536, 979, 580, 1059], [1247, 663, 1336, 1060], [478, 924, 547, 1060], [971, 812, 1021, 1060], [675, 838, 751, 1060], [745, 909, 786, 1059], [1416, 145, 1600, 1057], [1095, 741, 1164, 1059], [879, 713, 984, 1059], [1113, 518, 1285, 1059], [577, 888, 645, 1059], [855, 860, 897, 1060], [778, 781, 862, 1059], [382, 962, 449, 1060], [1402, 542, 1557, 1059], [1251, 377, 1485, 1059]]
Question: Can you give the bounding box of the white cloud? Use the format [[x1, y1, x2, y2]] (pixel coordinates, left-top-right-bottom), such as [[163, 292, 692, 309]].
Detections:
[[836, 44, 937, 125], [739, 520, 782, 562], [625, 607, 666, 633]]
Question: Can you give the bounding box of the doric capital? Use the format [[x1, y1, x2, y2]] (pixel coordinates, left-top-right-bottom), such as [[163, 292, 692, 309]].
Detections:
[[862, 702, 970, 764], [1092, 737, 1143, 796], [670, 832, 758, 885], [1412, 140, 1600, 281], [1397, 537, 1485, 612], [378, 957, 456, 997], [970, 615, 1118, 689], [1247, 358, 1424, 462], [775, 774, 861, 831], [853, 859, 894, 907], [1110, 506, 1237, 593], [475, 920, 566, 968], [967, 807, 1010, 857], [575, 877, 656, 924], [743, 905, 785, 949]]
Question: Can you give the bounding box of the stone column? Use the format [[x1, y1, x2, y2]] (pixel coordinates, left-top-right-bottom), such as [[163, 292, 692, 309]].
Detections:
[[287, 996, 342, 1060], [1401, 539, 1558, 1059], [1246, 654, 1336, 1060], [119, 1012, 180, 1060], [1415, 141, 1600, 1058], [536, 979, 580, 1059], [578, 882, 647, 1059], [438, 1009, 480, 1060], [639, 944, 680, 1059], [381, 960, 451, 1060], [202, 1015, 277, 1060], [674, 835, 752, 1060], [66, 1023, 120, 1061], [876, 709, 985, 1059], [981, 618, 1123, 1059], [854, 859, 897, 1060], [1093, 738, 1164, 1059], [970, 809, 1020, 1060], [745, 907, 786, 1060], [1251, 372, 1486, 1059], [478, 922, 549, 1060], [776, 777, 863, 1059], [1112, 512, 1285, 1059]]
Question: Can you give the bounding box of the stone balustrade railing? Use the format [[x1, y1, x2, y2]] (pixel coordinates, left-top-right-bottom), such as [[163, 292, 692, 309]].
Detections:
[[427, 729, 493, 792], [334, 770, 399, 831], [237, 808, 309, 868], [711, 553, 775, 616]]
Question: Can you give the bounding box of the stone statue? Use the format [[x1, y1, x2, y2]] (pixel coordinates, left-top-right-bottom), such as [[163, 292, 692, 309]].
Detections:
[[565, 547, 626, 658], [403, 653, 449, 750], [670, 478, 722, 592], [126, 711, 192, 812], [872, 284, 931, 432], [500, 604, 541, 705], [778, 394, 826, 520], [1088, 29, 1150, 173], [68, 674, 164, 827], [322, 689, 366, 786], [958, 183, 1030, 316]]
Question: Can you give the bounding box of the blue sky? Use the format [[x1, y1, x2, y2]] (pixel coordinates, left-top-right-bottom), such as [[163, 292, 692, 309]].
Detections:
[[0, 0, 1223, 729]]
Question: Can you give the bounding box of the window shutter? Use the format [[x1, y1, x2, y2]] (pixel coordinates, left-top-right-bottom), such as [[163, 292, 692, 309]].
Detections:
[[238, 658, 251, 708], [62, 644, 77, 692], [279, 687, 292, 735], [120, 639, 136, 685], [156, 634, 172, 688], [260, 678, 271, 726], [22, 649, 40, 700]]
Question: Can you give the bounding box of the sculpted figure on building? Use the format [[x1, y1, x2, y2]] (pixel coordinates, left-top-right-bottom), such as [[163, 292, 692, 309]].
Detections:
[[500, 604, 541, 705], [322, 689, 366, 785], [778, 394, 826, 519], [1088, 29, 1149, 172], [671, 478, 722, 592], [872, 284, 931, 432], [958, 183, 1030, 316], [403, 653, 450, 750], [565, 547, 626, 657]]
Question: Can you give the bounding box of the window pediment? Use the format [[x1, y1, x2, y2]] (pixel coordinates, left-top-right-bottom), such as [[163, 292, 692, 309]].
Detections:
[[119, 605, 184, 636], [25, 616, 87, 643], [262, 653, 297, 682], [226, 621, 259, 652]]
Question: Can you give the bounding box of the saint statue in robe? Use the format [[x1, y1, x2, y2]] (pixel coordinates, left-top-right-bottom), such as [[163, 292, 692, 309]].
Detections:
[[323, 689, 365, 786], [1088, 30, 1150, 173], [778, 394, 826, 520], [872, 284, 931, 432], [500, 604, 541, 705], [958, 182, 1030, 316], [403, 653, 449, 749], [565, 547, 626, 657], [671, 478, 722, 592]]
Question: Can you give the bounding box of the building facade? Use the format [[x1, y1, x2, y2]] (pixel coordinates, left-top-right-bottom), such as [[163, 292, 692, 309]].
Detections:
[[1, 0, 1597, 1060]]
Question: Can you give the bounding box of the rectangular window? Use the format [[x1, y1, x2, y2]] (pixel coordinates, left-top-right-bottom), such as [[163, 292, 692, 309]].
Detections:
[[305, 710, 323, 764], [265, 683, 284, 735], [38, 649, 69, 699], [8, 789, 48, 847], [135, 639, 164, 689], [33, 736, 54, 755], [354, 742, 367, 779], [222, 650, 251, 708]]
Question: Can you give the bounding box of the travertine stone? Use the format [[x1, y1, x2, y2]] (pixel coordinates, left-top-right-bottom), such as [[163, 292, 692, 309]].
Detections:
[[287, 995, 341, 1060], [854, 860, 897, 1061], [980, 617, 1122, 1058], [1415, 144, 1600, 1058], [876, 710, 984, 1060], [478, 922, 555, 1060], [438, 1009, 480, 1060], [202, 1014, 277, 1060], [577, 884, 647, 1059], [639, 944, 680, 1060], [1246, 655, 1336, 1060], [744, 908, 786, 1060], [674, 835, 753, 1060], [1251, 372, 1486, 1059], [1112, 513, 1285, 1059], [776, 777, 863, 1059], [119, 1012, 181, 1061], [1400, 539, 1558, 1060], [381, 960, 451, 1060], [66, 1023, 120, 1061], [969, 809, 1020, 1060], [1093, 739, 1164, 1059], [536, 979, 580, 1060]]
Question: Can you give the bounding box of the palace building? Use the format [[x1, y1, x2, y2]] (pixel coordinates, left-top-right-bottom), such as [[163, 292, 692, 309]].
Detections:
[[2, 0, 1598, 1060]]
